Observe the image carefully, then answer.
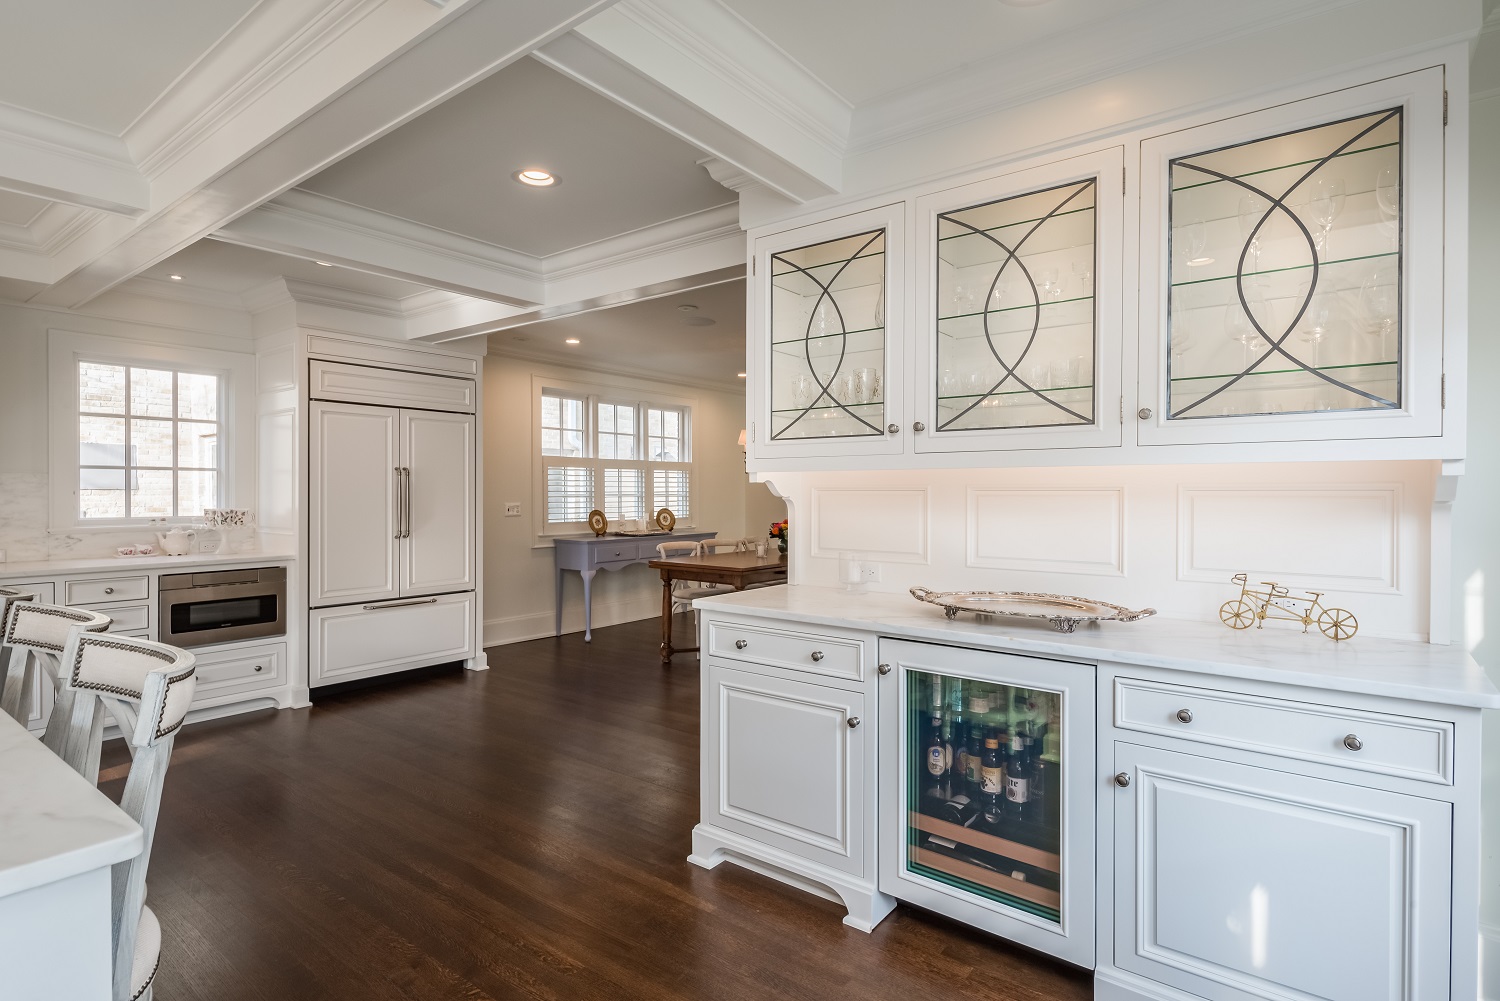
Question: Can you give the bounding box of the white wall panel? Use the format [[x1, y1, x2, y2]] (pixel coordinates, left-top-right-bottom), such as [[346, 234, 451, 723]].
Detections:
[[810, 487, 929, 564], [968, 488, 1124, 576]]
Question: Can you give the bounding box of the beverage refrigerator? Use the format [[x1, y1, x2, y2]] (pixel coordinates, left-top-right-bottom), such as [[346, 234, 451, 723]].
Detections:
[[878, 639, 1095, 966]]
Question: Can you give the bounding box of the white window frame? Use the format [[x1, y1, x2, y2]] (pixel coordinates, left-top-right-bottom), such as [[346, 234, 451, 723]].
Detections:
[[532, 376, 697, 540], [48, 330, 256, 532]]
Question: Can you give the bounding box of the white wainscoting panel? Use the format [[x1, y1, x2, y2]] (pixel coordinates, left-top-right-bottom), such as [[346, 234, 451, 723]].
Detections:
[[967, 488, 1125, 576], [810, 487, 929, 564], [1178, 484, 1400, 593]]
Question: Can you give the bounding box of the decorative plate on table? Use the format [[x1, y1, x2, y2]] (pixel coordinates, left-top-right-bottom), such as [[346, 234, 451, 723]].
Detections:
[[588, 510, 608, 536], [909, 586, 1156, 634], [655, 507, 676, 532]]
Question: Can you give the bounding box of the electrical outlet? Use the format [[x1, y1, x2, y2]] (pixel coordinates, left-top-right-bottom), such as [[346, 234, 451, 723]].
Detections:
[[199, 539, 219, 553], [859, 563, 881, 583], [504, 502, 521, 517]]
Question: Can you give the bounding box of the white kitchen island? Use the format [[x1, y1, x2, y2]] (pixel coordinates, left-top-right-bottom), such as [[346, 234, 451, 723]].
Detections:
[[0, 711, 142, 1001], [691, 585, 1499, 1001]]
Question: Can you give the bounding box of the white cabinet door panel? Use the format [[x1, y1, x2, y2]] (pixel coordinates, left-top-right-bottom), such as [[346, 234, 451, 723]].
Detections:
[[1114, 741, 1451, 1001], [400, 410, 475, 596], [310, 402, 399, 607], [706, 663, 867, 876], [309, 593, 476, 687]]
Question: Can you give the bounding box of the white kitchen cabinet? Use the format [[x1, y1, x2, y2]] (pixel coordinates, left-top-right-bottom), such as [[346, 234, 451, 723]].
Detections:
[[748, 203, 906, 462], [1136, 67, 1446, 448], [913, 147, 1125, 454], [308, 591, 476, 687], [1110, 740, 1452, 1001], [309, 401, 475, 609]]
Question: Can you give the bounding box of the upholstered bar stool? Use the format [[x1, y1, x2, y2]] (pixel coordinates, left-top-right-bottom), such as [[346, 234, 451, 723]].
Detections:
[[54, 630, 196, 1001], [0, 602, 111, 759], [0, 586, 35, 722]]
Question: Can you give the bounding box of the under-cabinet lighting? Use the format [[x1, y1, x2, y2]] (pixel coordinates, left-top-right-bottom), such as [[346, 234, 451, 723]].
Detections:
[[565, 338, 580, 345], [169, 274, 183, 280], [315, 261, 333, 266], [737, 372, 747, 378], [515, 169, 558, 187]]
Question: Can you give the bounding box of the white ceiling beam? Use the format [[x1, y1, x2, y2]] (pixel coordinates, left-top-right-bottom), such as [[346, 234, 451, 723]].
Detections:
[[0, 104, 145, 216], [212, 190, 545, 306], [28, 0, 618, 309], [534, 0, 850, 203]]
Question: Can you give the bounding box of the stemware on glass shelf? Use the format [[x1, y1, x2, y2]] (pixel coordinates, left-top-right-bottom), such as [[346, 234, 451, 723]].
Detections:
[[1304, 177, 1346, 255]]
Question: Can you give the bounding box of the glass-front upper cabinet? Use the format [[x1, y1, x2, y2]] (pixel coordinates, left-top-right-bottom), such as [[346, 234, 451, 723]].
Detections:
[[749, 204, 905, 460], [914, 148, 1123, 453], [1137, 68, 1445, 446]]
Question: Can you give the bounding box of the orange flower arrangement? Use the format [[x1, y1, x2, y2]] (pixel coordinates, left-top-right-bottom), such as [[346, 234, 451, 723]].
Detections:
[[769, 519, 788, 554]]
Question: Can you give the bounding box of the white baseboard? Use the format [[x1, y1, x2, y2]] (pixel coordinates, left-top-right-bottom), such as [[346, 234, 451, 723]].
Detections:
[[1482, 922, 1500, 1001], [484, 594, 661, 648]]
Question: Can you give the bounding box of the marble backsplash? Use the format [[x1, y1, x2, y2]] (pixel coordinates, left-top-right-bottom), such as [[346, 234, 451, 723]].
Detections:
[[0, 472, 236, 562]]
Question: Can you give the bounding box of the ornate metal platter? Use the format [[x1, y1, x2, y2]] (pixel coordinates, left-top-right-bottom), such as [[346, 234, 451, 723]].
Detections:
[[909, 586, 1155, 634]]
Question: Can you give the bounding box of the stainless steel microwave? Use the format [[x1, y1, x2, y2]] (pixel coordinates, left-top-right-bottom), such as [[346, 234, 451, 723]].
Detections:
[[158, 566, 286, 648]]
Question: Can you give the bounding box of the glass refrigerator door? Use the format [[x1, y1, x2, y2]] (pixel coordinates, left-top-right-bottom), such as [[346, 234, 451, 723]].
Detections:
[[878, 639, 1094, 967]]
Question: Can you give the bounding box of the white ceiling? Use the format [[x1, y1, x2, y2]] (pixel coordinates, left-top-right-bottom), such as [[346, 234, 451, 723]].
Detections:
[[722, 0, 1166, 105], [142, 240, 433, 300], [298, 56, 735, 258], [0, 0, 258, 133], [490, 279, 747, 387], [0, 190, 49, 227]]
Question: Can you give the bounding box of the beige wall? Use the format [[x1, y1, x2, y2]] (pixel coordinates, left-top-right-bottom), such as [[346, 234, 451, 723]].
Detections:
[[480, 352, 778, 645]]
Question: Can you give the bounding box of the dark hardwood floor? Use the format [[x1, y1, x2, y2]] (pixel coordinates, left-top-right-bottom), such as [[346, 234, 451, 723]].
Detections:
[[104, 615, 1092, 1001]]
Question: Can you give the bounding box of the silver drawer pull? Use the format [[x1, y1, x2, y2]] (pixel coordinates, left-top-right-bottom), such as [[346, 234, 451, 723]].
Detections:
[[1343, 734, 1363, 752], [877, 663, 891, 675], [847, 717, 861, 728], [1114, 772, 1131, 788], [810, 650, 825, 662], [361, 597, 439, 611], [104, 587, 115, 595], [734, 638, 748, 650], [1175, 708, 1193, 724]]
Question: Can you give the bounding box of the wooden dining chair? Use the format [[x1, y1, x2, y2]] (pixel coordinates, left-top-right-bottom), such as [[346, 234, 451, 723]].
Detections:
[[54, 629, 196, 1001], [656, 540, 704, 615], [0, 600, 110, 734]]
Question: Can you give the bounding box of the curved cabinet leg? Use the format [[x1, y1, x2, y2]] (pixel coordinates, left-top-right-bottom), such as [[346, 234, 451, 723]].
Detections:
[[580, 569, 597, 642]]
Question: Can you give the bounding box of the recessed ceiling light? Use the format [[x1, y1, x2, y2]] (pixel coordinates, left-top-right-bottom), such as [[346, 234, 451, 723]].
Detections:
[[737, 372, 747, 378], [315, 261, 333, 266], [564, 338, 580, 345], [169, 274, 183, 281], [514, 169, 557, 187], [677, 304, 698, 312]]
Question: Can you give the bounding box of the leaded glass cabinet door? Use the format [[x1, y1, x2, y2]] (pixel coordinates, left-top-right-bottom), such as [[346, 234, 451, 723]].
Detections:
[[915, 149, 1123, 453], [1138, 68, 1445, 447], [750, 204, 905, 460]]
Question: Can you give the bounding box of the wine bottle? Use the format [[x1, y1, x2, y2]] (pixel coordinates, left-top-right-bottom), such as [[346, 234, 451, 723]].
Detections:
[[937, 792, 978, 828], [1006, 724, 1032, 820], [922, 710, 947, 807], [965, 694, 987, 797], [980, 734, 1005, 830]]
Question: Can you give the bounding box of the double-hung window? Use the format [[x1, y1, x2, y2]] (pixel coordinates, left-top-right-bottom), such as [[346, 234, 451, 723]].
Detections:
[[538, 384, 693, 534]]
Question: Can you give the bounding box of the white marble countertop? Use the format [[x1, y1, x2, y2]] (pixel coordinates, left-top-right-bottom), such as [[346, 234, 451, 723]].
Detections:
[[0, 714, 142, 898], [695, 586, 1500, 710], [0, 551, 295, 580]]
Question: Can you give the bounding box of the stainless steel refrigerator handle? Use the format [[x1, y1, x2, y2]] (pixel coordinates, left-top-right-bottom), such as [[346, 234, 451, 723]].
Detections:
[[402, 467, 412, 538], [393, 467, 403, 540], [362, 597, 438, 611]]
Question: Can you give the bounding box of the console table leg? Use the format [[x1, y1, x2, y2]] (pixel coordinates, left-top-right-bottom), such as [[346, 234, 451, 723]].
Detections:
[[581, 569, 597, 643], [555, 567, 564, 638]]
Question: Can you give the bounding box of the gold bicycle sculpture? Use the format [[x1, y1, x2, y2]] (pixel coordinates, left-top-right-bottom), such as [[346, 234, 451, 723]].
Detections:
[[1219, 573, 1358, 641]]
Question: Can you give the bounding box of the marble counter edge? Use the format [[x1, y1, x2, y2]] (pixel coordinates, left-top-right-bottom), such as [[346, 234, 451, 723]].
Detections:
[[0, 552, 297, 579], [693, 587, 1500, 711]]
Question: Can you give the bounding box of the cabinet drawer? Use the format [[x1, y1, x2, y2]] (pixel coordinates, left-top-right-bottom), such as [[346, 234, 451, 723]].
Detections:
[[64, 575, 149, 604], [309, 359, 475, 413], [310, 592, 476, 687], [1114, 677, 1453, 784], [80, 603, 149, 634], [589, 542, 644, 566], [193, 643, 285, 699], [708, 619, 863, 683]]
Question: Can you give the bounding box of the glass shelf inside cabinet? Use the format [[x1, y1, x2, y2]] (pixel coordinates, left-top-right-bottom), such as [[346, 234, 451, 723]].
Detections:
[[770, 228, 887, 441], [1166, 108, 1403, 421], [907, 671, 1063, 924], [934, 179, 1097, 433]]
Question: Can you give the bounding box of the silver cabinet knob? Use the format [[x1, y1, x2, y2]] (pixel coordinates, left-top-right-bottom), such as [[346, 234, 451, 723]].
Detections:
[[887, 423, 900, 434], [1176, 708, 1194, 724], [847, 717, 861, 728], [913, 421, 926, 432], [877, 663, 892, 675], [810, 650, 824, 662], [734, 638, 748, 650], [1137, 408, 1153, 420], [1114, 772, 1132, 788], [104, 587, 115, 595], [1343, 734, 1363, 751]]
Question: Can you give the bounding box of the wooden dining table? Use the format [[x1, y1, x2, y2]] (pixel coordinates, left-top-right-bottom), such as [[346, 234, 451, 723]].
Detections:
[[648, 551, 788, 664]]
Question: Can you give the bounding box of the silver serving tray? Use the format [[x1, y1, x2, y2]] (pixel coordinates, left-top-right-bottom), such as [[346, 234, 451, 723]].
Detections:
[[910, 586, 1155, 633]]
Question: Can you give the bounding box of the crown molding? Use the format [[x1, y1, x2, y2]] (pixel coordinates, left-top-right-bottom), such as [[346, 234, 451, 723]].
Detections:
[[111, 274, 250, 312], [697, 156, 759, 194], [485, 339, 742, 393], [0, 100, 146, 215], [848, 0, 1368, 155], [542, 202, 739, 281]]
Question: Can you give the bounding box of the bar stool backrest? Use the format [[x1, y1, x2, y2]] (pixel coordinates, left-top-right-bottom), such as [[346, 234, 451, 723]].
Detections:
[[0, 602, 110, 739], [0, 587, 35, 722]]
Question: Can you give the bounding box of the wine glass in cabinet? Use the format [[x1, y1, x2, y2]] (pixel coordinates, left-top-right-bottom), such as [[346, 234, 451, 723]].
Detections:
[[913, 148, 1124, 455], [749, 204, 905, 461], [1137, 67, 1446, 447]]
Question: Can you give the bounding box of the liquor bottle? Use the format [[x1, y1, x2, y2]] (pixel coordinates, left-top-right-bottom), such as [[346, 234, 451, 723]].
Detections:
[[964, 693, 988, 797], [941, 718, 958, 797], [979, 734, 1005, 830], [947, 688, 967, 790], [1006, 723, 1032, 820]]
